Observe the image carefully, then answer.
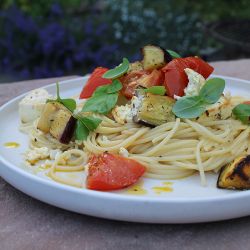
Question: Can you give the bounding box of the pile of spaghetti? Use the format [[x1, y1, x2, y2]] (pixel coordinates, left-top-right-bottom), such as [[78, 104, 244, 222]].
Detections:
[[19, 45, 250, 190], [22, 103, 250, 187]]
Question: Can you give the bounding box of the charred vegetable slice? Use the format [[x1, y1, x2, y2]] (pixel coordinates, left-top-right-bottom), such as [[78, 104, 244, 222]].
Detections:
[[127, 61, 144, 73], [132, 91, 175, 127], [37, 102, 76, 144], [217, 155, 250, 190], [142, 45, 171, 70], [37, 102, 58, 133]]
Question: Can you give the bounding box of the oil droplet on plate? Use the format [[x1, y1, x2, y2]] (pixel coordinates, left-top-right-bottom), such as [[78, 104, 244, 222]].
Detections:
[[125, 181, 147, 195], [153, 182, 173, 194], [4, 142, 20, 148]]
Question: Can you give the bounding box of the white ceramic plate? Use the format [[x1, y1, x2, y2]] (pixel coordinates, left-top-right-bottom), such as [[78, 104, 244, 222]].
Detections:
[[1, 75, 250, 224]]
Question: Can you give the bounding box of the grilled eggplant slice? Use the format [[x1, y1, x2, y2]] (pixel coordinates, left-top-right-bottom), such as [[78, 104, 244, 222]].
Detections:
[[132, 91, 175, 127], [217, 155, 250, 190], [37, 102, 76, 144], [128, 61, 144, 73], [37, 102, 58, 133], [142, 45, 171, 70]]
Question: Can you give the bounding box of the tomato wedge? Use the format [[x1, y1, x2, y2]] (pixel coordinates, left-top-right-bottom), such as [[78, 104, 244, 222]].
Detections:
[[162, 57, 214, 98], [120, 69, 164, 98], [80, 67, 112, 99], [87, 152, 146, 191]]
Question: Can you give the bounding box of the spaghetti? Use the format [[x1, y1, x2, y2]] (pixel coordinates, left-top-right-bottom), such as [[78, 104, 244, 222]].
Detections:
[[23, 108, 250, 187]]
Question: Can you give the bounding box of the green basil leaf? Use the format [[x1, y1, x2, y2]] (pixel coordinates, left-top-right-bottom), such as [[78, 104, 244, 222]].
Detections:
[[172, 96, 206, 118], [167, 49, 181, 59], [61, 98, 76, 113], [106, 79, 123, 93], [82, 93, 118, 114], [75, 120, 89, 141], [54, 82, 76, 113], [92, 85, 109, 97], [232, 104, 250, 124], [79, 116, 102, 131], [199, 78, 225, 104], [92, 79, 122, 97], [144, 86, 166, 95], [56, 82, 61, 100], [93, 79, 123, 97], [103, 58, 129, 79]]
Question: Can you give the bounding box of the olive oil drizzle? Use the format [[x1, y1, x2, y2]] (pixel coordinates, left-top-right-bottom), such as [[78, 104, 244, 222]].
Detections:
[[125, 181, 147, 195], [4, 142, 20, 148], [152, 182, 173, 194]]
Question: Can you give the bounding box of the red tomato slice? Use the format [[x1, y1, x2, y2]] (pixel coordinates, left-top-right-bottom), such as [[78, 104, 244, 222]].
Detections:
[[80, 67, 112, 99], [162, 57, 214, 97], [162, 58, 188, 98], [243, 101, 250, 105], [120, 71, 145, 98], [137, 69, 164, 88], [120, 69, 164, 98], [87, 152, 146, 191]]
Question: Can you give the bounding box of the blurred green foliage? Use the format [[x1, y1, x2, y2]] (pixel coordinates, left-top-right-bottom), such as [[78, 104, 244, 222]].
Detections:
[[0, 0, 249, 81]]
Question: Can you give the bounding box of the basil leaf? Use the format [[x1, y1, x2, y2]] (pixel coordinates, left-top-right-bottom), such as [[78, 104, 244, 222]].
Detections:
[[103, 58, 129, 79], [92, 79, 122, 97], [56, 82, 61, 100], [75, 120, 89, 140], [53, 82, 76, 113], [233, 104, 250, 124], [172, 96, 206, 118], [82, 93, 118, 114], [106, 79, 123, 93], [144, 86, 166, 95], [93, 85, 110, 97], [61, 99, 76, 113], [167, 49, 181, 59], [199, 78, 225, 104], [79, 116, 102, 131]]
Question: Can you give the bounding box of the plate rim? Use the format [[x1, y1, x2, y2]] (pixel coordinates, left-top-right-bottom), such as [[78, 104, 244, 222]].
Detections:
[[1, 74, 250, 204]]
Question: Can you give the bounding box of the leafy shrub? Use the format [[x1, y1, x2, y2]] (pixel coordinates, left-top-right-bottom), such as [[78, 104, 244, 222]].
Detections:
[[0, 0, 249, 80], [0, 3, 120, 79]]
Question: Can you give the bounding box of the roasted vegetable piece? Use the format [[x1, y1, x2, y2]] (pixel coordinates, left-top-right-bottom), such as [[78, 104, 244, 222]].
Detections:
[[87, 152, 146, 191], [142, 45, 171, 70], [132, 91, 175, 127], [37, 102, 58, 133], [37, 102, 76, 144], [120, 69, 164, 99], [127, 61, 144, 73], [79, 67, 112, 99], [162, 57, 214, 98], [217, 155, 250, 190], [137, 69, 164, 88]]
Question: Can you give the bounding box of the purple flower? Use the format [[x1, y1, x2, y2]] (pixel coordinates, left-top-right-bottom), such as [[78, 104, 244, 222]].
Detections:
[[50, 3, 63, 16], [0, 4, 119, 79]]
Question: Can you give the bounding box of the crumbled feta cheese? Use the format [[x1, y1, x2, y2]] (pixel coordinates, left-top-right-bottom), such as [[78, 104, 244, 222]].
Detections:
[[25, 147, 50, 165], [184, 68, 205, 97], [112, 104, 133, 124], [19, 88, 52, 123], [131, 95, 143, 117], [173, 95, 181, 100]]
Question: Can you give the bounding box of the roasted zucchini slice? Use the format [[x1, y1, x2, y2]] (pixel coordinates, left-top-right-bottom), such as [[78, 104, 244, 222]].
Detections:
[[132, 91, 175, 127], [217, 155, 250, 190], [142, 45, 171, 70], [37, 102, 76, 144]]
